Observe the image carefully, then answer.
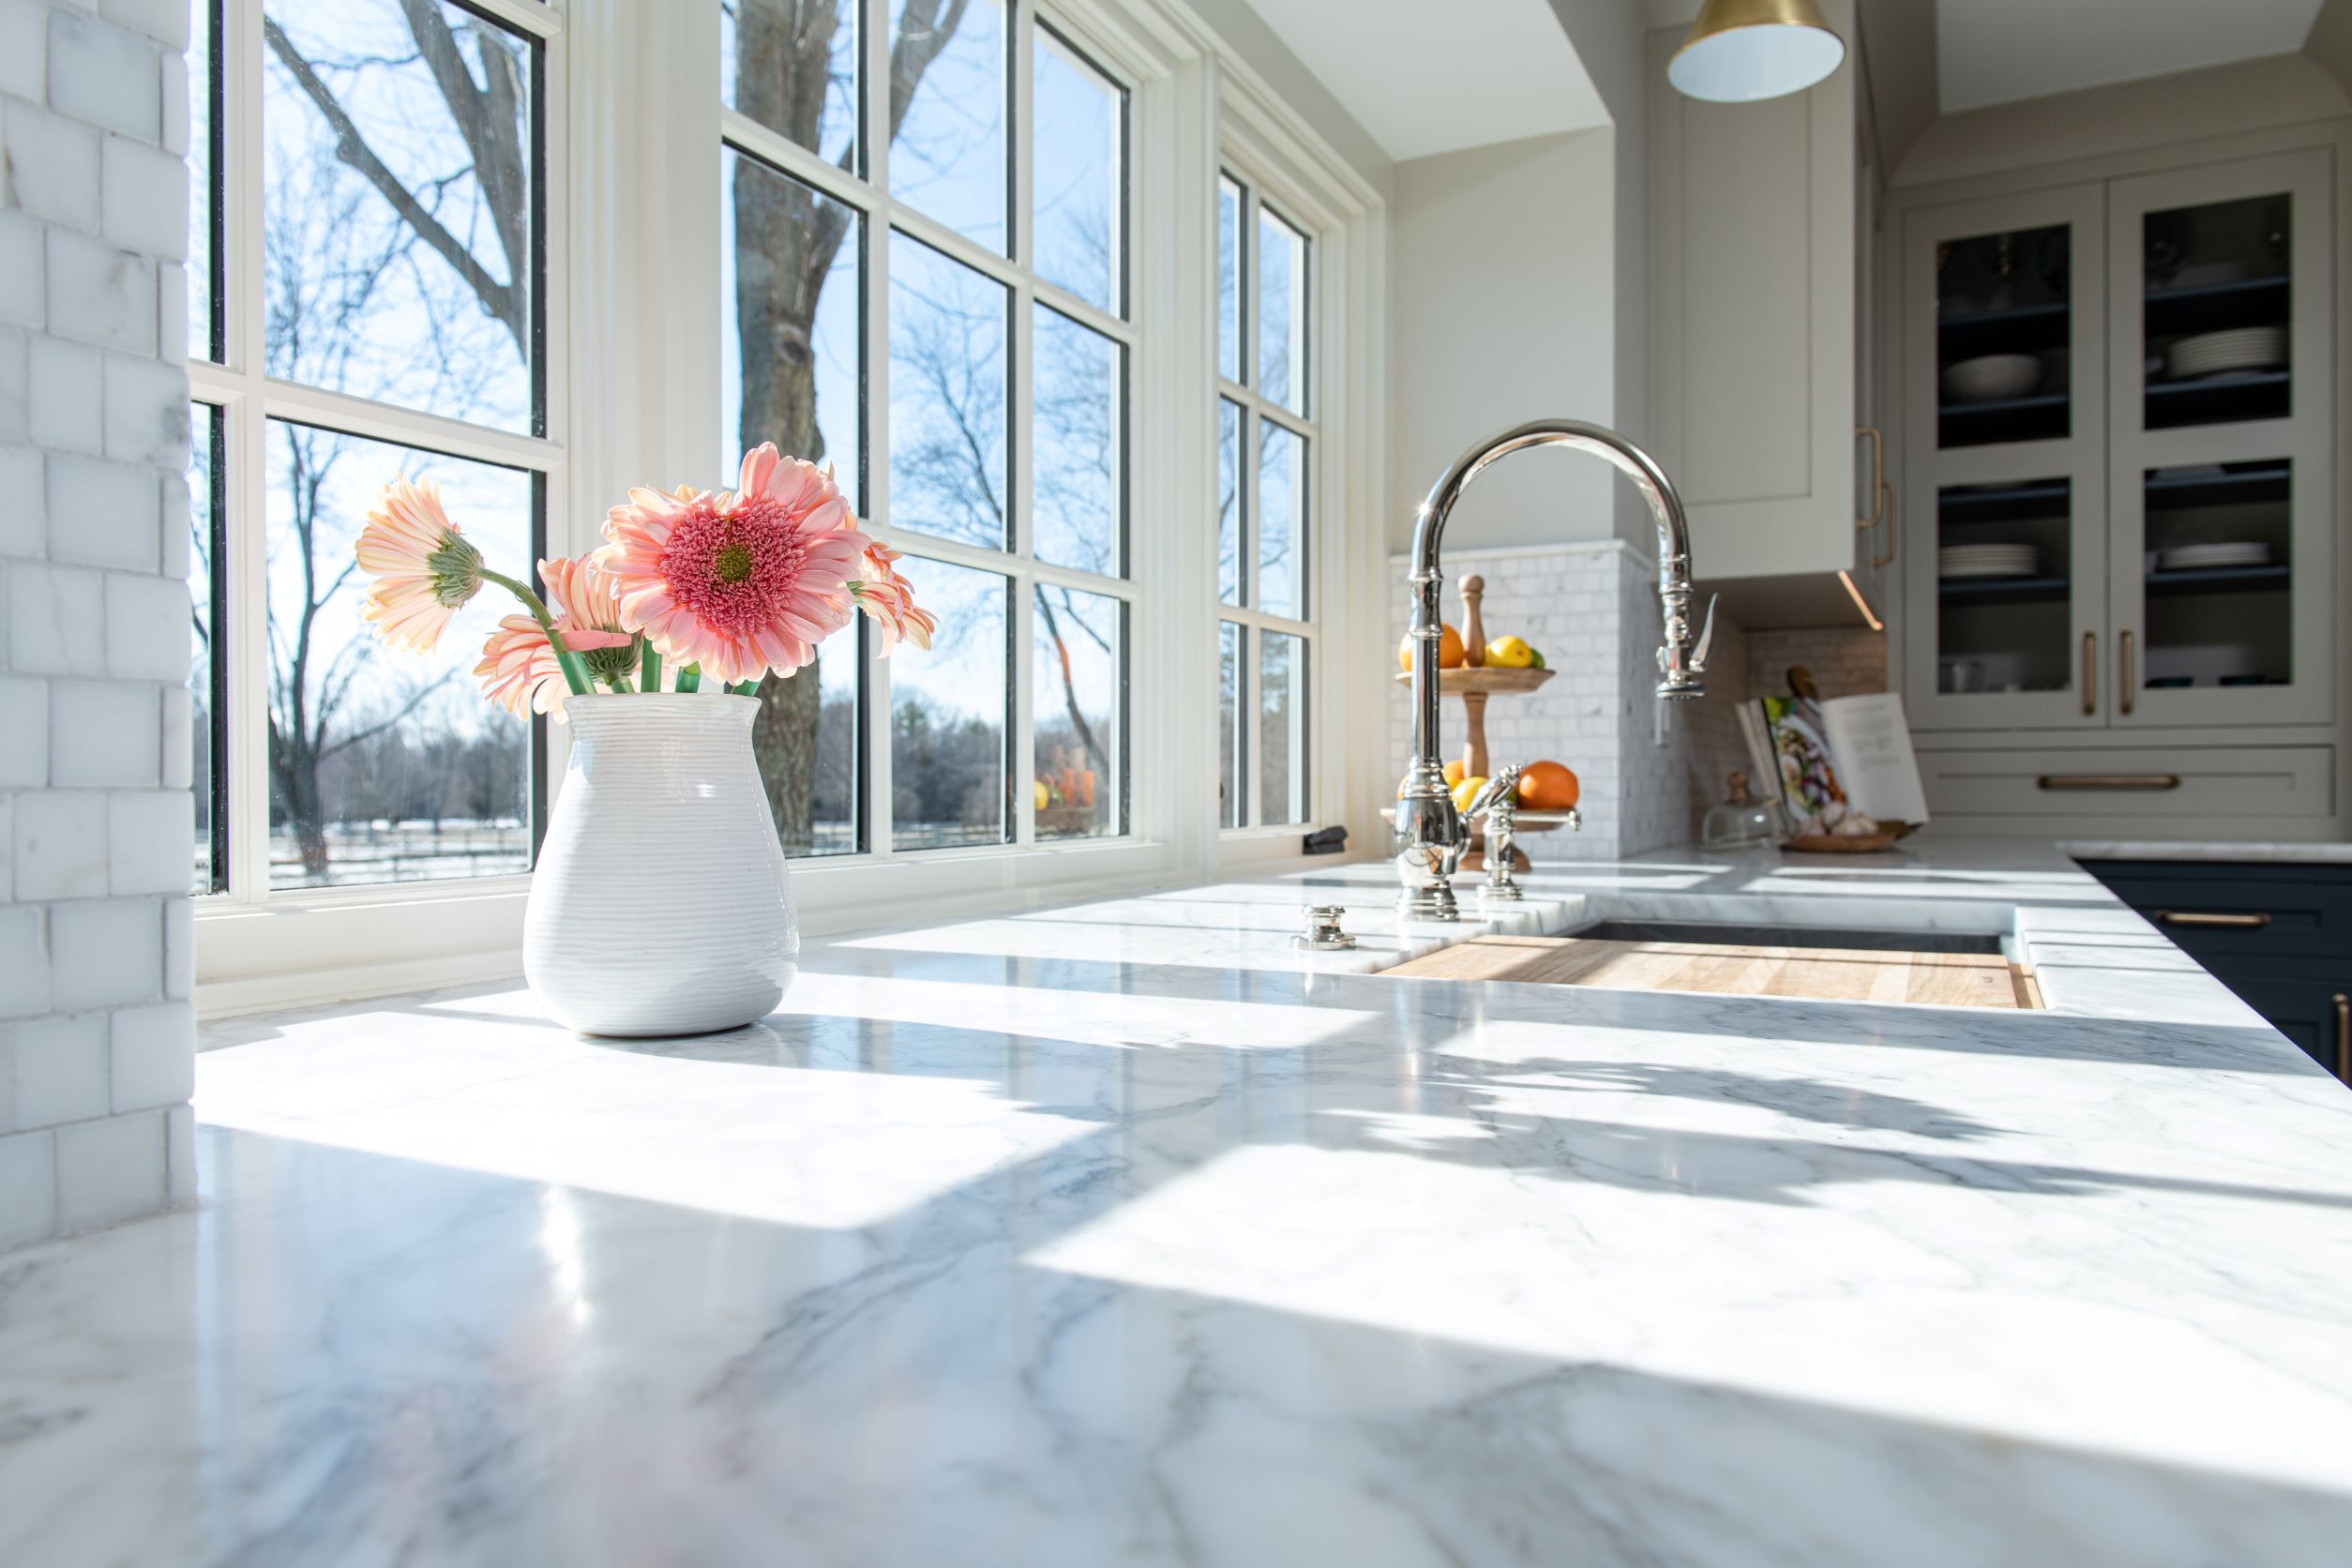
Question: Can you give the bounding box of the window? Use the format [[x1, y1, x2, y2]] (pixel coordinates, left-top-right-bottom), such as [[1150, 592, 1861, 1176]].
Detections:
[[1215, 169, 1315, 828], [720, 2, 1131, 855], [188, 0, 560, 899]]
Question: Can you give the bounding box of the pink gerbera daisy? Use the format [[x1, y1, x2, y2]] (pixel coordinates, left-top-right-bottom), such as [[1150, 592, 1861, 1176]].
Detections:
[[594, 445, 872, 686], [355, 475, 483, 653], [850, 543, 937, 655], [472, 556, 637, 718]]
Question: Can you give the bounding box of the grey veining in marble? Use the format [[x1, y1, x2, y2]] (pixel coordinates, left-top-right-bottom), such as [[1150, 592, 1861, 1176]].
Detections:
[[2063, 838, 2352, 864], [4, 836, 2351, 1566]]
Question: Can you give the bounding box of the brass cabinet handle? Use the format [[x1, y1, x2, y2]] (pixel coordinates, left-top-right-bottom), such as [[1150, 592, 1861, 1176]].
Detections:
[[2155, 911, 2271, 928], [1871, 481, 1897, 569], [2119, 629, 2135, 716], [2036, 774, 2181, 791], [2081, 631, 2095, 716], [1857, 427, 1884, 529], [2336, 994, 2349, 1084]]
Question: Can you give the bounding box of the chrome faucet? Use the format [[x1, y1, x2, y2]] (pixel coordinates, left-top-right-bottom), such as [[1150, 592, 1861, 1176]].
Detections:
[[1395, 419, 1716, 920]]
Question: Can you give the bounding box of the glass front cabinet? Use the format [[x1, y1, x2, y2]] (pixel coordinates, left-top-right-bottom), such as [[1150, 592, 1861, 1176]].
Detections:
[[1902, 148, 2335, 733]]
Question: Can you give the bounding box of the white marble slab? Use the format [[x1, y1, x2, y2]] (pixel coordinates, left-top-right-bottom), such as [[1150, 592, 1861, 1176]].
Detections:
[[5, 836, 2351, 1566]]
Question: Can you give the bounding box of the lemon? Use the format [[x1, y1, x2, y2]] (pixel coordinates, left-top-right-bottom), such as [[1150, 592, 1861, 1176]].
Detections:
[[1451, 776, 1487, 813], [1486, 635, 1537, 669], [1033, 779, 1050, 810]]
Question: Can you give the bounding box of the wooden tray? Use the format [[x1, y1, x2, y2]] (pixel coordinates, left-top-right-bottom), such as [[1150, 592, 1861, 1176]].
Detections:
[[1392, 665, 1554, 695], [1781, 833, 1898, 854]]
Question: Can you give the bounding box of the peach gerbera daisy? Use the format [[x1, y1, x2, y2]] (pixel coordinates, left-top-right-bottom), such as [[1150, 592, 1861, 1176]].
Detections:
[[473, 556, 636, 718], [850, 544, 937, 655], [355, 475, 484, 653], [594, 444, 871, 686]]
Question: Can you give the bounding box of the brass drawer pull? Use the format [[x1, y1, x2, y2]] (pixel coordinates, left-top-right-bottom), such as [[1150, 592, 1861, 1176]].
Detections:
[[2036, 774, 2181, 791], [2336, 994, 2348, 1085], [1856, 427, 1884, 529], [2156, 911, 2271, 929], [2119, 629, 2135, 716], [2081, 632, 2095, 717]]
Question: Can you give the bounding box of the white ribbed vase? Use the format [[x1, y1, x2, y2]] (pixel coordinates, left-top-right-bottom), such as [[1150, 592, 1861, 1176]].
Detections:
[[523, 694, 797, 1036]]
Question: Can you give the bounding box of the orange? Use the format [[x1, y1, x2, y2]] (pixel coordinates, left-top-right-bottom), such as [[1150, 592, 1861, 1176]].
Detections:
[[1516, 760, 1579, 811], [1442, 759, 1467, 788], [1397, 623, 1467, 672]]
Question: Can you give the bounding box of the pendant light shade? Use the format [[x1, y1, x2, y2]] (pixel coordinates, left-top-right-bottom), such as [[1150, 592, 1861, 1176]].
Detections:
[[1669, 0, 1846, 103]]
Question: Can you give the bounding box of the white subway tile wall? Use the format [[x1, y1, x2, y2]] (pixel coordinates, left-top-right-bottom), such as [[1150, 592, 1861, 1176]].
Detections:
[[0, 0, 195, 1252], [1385, 544, 1887, 854]]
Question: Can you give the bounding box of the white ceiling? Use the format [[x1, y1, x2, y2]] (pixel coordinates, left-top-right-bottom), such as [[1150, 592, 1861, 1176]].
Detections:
[[1245, 0, 1610, 162], [1937, 0, 2327, 112]]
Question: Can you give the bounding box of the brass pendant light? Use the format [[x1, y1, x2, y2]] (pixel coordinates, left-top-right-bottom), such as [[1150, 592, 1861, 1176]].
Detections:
[[1669, 0, 1846, 103]]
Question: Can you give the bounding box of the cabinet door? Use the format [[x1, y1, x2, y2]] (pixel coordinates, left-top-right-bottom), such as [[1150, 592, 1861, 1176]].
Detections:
[[2106, 149, 2335, 729], [1645, 0, 1856, 583], [1903, 183, 2109, 730]]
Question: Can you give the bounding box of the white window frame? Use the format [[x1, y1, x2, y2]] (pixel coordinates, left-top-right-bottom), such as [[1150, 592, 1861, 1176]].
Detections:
[[193, 0, 1386, 1016], [1214, 161, 1319, 835], [191, 0, 571, 1013]]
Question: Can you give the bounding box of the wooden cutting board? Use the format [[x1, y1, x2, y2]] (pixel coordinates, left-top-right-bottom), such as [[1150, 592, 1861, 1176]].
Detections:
[[1383, 935, 2037, 1009]]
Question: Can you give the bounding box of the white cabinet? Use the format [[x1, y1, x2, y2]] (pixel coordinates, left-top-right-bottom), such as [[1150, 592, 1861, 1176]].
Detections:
[[1901, 147, 2335, 735], [1645, 0, 1880, 598]]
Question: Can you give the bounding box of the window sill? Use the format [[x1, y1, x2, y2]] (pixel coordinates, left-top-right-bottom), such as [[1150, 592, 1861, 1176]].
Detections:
[[195, 836, 1184, 1019]]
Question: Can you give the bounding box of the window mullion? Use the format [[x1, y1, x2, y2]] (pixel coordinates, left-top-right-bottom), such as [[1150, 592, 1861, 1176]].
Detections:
[[224, 0, 270, 904], [865, 183, 895, 861]]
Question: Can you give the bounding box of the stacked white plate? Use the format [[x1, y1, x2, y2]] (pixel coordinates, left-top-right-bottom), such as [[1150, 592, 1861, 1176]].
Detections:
[[1938, 543, 2040, 580], [2156, 541, 2271, 570], [2165, 326, 2286, 379]]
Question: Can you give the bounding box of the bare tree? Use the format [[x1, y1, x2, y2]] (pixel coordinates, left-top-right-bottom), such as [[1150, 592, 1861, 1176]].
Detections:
[[731, 0, 974, 850]]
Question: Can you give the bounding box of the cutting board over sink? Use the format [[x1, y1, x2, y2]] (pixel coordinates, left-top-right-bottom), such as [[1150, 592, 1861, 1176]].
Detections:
[[1382, 934, 2040, 1009]]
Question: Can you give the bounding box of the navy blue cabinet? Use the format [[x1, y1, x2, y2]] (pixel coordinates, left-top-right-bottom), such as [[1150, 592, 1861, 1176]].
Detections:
[[2084, 860, 2350, 1081]]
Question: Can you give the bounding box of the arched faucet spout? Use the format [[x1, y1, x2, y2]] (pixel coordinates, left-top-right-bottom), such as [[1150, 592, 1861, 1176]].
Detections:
[[1395, 419, 1715, 921]]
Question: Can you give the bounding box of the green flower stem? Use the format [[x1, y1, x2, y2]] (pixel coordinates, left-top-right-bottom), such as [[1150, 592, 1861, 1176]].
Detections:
[[675, 662, 701, 694], [640, 642, 662, 693], [481, 568, 594, 698]]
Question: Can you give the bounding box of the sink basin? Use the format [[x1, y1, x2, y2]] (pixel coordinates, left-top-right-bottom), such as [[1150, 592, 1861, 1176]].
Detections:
[[1381, 923, 2033, 1008], [1567, 919, 2002, 956]]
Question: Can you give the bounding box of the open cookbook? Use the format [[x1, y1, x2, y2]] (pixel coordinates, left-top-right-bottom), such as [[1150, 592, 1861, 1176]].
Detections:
[[1733, 689, 1929, 836]]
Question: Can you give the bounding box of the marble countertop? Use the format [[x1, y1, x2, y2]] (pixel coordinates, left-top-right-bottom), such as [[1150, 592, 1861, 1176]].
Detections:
[[6, 835, 2351, 1566], [2062, 838, 2352, 864]]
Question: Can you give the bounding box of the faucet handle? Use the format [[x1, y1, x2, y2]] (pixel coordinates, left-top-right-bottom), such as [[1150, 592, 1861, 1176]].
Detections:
[[1691, 592, 1719, 673]]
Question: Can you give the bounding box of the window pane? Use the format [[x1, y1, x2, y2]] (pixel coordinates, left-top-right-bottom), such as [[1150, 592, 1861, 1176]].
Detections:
[[189, 0, 219, 361], [1033, 585, 1122, 839], [189, 404, 224, 893], [1216, 398, 1242, 604], [1217, 174, 1242, 383], [1033, 27, 1120, 313], [1258, 205, 1307, 415], [1259, 630, 1306, 826], [722, 149, 863, 505], [1217, 621, 1242, 828], [890, 557, 1008, 850], [888, 0, 1004, 253], [1258, 419, 1304, 617], [888, 232, 1008, 549], [264, 421, 532, 888], [263, 0, 538, 432], [1033, 305, 1121, 574], [723, 0, 857, 169], [751, 625, 862, 858]]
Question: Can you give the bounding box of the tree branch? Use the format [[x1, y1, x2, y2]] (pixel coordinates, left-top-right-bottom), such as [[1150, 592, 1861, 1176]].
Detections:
[[263, 14, 522, 345]]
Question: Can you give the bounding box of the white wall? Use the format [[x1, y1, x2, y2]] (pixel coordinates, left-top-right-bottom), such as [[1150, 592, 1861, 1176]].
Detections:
[[1386, 129, 1622, 554], [0, 0, 198, 1251], [1182, 0, 1393, 197]]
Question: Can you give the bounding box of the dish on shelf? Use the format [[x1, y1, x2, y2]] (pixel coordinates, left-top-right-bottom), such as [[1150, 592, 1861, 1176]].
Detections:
[[1941, 353, 2042, 404], [2164, 326, 2286, 379], [1938, 543, 2040, 580], [2156, 542, 2272, 570], [2155, 260, 2253, 292]]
